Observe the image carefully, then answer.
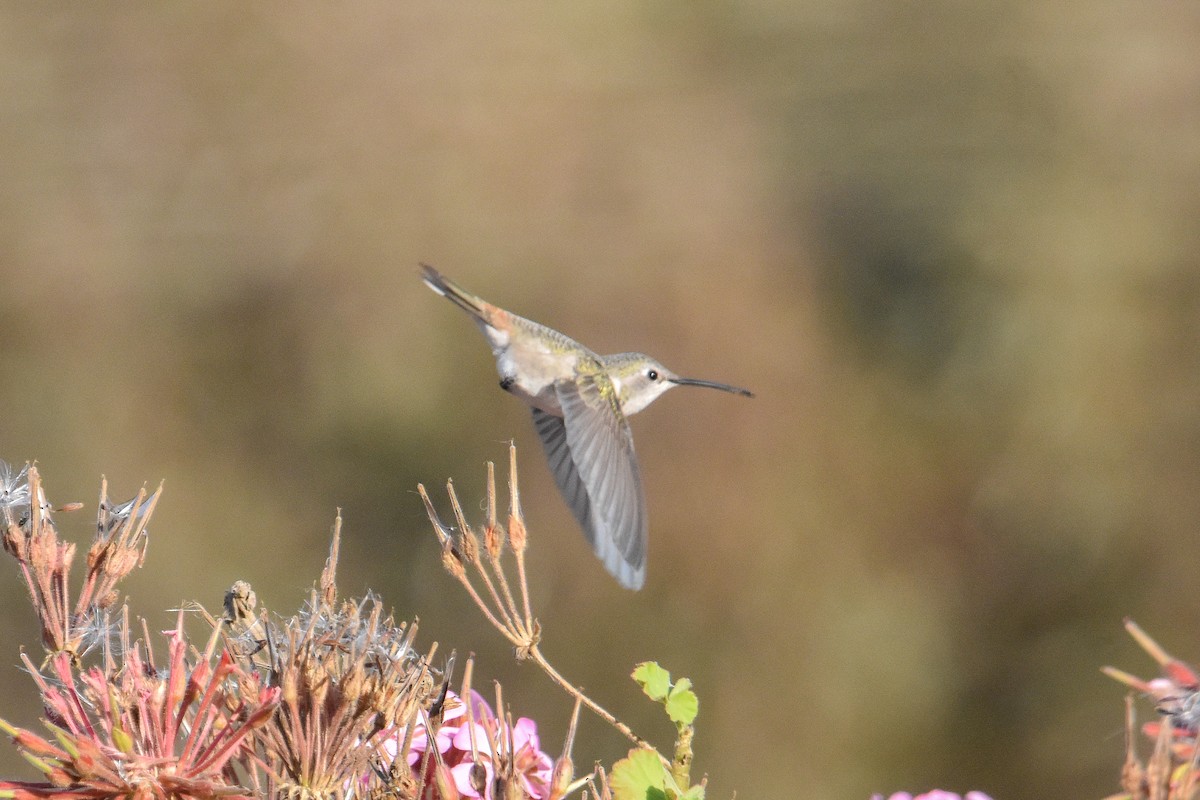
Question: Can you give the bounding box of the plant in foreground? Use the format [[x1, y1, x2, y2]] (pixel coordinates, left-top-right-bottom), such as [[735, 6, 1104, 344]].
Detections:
[[418, 444, 713, 799], [0, 453, 712, 799], [1103, 618, 1200, 800]]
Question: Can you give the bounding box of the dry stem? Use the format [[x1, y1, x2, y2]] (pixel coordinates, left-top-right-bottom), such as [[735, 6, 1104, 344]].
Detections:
[[417, 443, 654, 753]]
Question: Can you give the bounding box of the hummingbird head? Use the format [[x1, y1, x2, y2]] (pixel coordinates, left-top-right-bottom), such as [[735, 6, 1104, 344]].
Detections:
[[606, 353, 754, 416]]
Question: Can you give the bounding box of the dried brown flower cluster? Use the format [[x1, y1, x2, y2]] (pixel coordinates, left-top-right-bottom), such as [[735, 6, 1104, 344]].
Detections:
[[0, 456, 608, 800], [0, 464, 445, 799]]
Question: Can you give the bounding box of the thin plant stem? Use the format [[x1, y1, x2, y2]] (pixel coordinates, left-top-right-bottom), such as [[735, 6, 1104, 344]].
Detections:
[[527, 644, 650, 751]]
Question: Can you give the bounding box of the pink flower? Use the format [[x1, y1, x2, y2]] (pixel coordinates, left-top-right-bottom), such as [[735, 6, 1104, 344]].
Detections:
[[450, 715, 552, 798], [378, 690, 553, 800]]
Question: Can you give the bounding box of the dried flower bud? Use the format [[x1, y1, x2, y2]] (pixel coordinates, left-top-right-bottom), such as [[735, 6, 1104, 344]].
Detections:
[[2, 522, 27, 560], [483, 520, 504, 560], [244, 698, 280, 730], [469, 761, 488, 795], [442, 540, 466, 580], [342, 659, 366, 712], [460, 527, 481, 565], [281, 663, 299, 708], [549, 754, 574, 799], [507, 513, 527, 554], [307, 662, 329, 710]]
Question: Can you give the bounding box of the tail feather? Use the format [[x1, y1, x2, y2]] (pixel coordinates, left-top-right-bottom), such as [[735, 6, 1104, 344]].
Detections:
[[421, 264, 488, 320]]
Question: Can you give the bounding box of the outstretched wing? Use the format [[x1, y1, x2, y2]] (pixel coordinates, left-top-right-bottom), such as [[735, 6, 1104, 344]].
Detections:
[[530, 375, 647, 589]]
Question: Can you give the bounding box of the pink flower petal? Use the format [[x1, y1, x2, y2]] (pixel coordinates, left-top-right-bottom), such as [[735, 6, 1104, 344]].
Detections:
[[512, 717, 540, 750], [453, 721, 496, 756]]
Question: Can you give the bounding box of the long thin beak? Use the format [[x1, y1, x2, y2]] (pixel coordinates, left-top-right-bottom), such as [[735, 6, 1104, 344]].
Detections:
[[670, 377, 754, 398]]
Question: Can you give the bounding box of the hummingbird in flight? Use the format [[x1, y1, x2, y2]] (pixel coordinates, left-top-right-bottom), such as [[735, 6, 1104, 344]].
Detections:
[[422, 265, 753, 590]]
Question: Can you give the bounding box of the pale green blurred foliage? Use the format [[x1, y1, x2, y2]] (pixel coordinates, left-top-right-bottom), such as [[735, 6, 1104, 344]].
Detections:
[[2, 4, 1199, 798]]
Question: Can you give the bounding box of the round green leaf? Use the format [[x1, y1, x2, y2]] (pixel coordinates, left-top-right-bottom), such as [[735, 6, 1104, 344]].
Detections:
[[632, 661, 671, 702], [610, 748, 670, 800], [664, 684, 698, 727]]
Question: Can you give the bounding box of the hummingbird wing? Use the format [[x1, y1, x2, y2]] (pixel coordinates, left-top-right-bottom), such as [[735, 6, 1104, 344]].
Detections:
[[530, 375, 647, 590]]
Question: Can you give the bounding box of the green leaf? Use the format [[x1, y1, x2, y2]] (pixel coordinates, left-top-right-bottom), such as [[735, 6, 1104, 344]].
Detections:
[[632, 661, 671, 702], [664, 680, 698, 727], [610, 748, 670, 800], [678, 786, 706, 800]]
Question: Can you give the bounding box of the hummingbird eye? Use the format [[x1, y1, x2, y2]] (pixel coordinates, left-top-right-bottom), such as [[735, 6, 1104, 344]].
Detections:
[[647, 369, 659, 381]]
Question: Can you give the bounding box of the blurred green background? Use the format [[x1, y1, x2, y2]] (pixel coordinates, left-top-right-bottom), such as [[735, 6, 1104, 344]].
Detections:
[[2, 4, 1199, 798]]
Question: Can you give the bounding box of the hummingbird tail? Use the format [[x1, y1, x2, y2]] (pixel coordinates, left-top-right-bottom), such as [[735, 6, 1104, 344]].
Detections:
[[420, 264, 490, 320]]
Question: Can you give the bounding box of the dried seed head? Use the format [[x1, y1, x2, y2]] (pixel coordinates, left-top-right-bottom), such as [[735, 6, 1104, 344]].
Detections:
[[224, 581, 257, 624]]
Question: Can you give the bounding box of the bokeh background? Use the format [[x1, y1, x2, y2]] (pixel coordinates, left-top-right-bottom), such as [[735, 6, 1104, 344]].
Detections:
[[2, 4, 1200, 798]]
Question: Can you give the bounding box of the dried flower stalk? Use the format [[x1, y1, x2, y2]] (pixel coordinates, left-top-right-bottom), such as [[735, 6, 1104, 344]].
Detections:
[[417, 444, 652, 754]]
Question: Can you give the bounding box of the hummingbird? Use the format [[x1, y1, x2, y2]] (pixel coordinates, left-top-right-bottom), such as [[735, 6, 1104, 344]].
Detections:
[[421, 265, 753, 590]]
